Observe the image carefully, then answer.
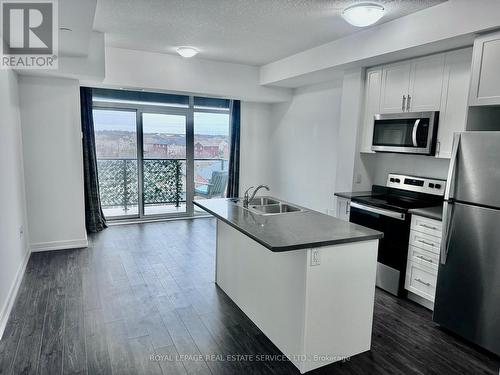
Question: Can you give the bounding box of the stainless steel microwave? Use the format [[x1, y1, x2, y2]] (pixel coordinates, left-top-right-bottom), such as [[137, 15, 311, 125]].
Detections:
[[371, 111, 439, 155]]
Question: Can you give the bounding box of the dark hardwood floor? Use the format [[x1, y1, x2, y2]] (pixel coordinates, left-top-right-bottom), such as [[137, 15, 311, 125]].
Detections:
[[0, 218, 498, 375]]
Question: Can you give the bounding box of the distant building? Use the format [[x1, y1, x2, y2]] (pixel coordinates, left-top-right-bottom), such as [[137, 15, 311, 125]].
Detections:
[[195, 139, 228, 158]]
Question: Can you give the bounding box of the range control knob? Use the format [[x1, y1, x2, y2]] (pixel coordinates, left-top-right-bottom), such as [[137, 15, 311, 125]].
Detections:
[[435, 184, 442, 189], [390, 178, 395, 182], [395, 178, 401, 183], [429, 183, 435, 188]]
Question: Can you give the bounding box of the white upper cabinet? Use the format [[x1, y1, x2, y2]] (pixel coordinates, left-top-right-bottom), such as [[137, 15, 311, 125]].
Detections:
[[380, 62, 411, 113], [360, 48, 472, 158], [408, 54, 445, 112], [436, 48, 472, 158], [469, 31, 500, 106], [380, 54, 445, 113], [360, 68, 382, 153]]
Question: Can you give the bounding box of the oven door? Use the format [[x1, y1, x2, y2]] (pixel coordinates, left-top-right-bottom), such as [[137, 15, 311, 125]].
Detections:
[[349, 202, 410, 296], [372, 112, 438, 155]]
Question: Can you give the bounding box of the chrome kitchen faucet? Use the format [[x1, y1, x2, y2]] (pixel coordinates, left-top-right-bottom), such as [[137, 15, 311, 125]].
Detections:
[[243, 185, 270, 208]]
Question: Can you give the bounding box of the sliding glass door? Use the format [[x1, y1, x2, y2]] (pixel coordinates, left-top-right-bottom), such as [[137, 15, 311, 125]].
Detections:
[[142, 112, 191, 216], [94, 108, 194, 220], [94, 109, 139, 219], [92, 90, 232, 221]]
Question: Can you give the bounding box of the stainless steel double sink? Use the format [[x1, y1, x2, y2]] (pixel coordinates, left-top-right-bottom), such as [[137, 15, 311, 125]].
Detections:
[[235, 196, 306, 216]]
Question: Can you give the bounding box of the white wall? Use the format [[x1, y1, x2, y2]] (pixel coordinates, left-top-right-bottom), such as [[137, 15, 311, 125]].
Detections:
[[335, 69, 365, 193], [263, 81, 343, 213], [239, 102, 272, 192], [95, 47, 292, 103], [19, 31, 106, 82], [19, 76, 88, 251], [0, 70, 30, 337], [358, 153, 450, 187]]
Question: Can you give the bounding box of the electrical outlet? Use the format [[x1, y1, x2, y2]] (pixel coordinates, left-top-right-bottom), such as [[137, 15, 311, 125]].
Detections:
[[311, 249, 321, 266]]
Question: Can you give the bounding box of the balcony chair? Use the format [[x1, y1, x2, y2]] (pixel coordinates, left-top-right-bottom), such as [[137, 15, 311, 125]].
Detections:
[[194, 171, 228, 199]]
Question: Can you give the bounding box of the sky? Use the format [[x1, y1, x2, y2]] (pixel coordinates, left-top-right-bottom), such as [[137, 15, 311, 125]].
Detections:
[[93, 109, 230, 136]]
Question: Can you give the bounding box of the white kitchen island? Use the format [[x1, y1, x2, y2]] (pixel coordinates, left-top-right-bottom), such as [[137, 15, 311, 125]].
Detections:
[[195, 198, 382, 373]]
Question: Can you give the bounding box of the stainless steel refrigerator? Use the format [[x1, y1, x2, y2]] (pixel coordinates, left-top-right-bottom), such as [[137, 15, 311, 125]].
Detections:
[[433, 132, 500, 356]]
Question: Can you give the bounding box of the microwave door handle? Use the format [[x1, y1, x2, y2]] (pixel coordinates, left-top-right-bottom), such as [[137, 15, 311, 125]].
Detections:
[[412, 119, 421, 147]]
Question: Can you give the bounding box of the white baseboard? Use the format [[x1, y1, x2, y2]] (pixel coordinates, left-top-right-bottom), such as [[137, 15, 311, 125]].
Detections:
[[0, 248, 30, 339], [30, 238, 88, 252]]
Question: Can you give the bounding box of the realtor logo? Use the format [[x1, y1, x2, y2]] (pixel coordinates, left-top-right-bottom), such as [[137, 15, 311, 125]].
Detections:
[[1, 0, 58, 69]]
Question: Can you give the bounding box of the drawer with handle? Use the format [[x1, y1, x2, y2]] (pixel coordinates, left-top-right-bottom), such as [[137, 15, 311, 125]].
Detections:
[[405, 262, 437, 302], [408, 245, 439, 270], [409, 230, 441, 255], [411, 215, 442, 237]]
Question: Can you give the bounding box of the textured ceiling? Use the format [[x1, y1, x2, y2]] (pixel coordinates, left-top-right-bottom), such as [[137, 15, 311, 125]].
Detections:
[[94, 0, 447, 66]]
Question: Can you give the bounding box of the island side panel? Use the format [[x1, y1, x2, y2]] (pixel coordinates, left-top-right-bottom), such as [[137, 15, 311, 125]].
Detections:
[[301, 240, 379, 373], [215, 219, 308, 361]]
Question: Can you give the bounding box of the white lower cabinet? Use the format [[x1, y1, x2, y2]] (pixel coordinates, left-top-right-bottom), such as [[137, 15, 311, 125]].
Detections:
[[405, 215, 442, 309], [336, 197, 351, 221], [405, 262, 437, 302], [408, 245, 439, 270]]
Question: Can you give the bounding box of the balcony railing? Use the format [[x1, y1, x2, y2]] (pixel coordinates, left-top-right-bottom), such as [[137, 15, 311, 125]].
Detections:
[[96, 158, 228, 214]]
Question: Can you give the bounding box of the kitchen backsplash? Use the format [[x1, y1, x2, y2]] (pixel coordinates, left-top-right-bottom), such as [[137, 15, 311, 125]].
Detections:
[[360, 153, 450, 187]]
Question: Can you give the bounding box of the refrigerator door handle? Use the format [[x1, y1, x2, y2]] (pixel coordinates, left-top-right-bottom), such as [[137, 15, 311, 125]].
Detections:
[[444, 133, 461, 200], [441, 133, 461, 265], [441, 201, 454, 265]]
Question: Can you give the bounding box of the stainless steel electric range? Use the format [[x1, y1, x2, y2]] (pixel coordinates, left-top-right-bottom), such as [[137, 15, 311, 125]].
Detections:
[[349, 173, 446, 296]]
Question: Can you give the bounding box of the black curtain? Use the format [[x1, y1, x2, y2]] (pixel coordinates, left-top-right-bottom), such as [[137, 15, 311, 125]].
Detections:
[[227, 100, 241, 198], [80, 87, 107, 232]]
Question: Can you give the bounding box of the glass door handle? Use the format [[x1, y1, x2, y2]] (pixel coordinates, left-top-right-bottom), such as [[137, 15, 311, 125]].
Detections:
[[402, 95, 407, 112]]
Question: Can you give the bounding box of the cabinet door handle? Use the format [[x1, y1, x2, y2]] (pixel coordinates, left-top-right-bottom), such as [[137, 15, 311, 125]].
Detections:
[[414, 278, 431, 287], [436, 141, 441, 157], [402, 95, 407, 111], [345, 201, 350, 215], [406, 94, 411, 111], [416, 255, 433, 263], [420, 223, 438, 230], [418, 239, 435, 247]]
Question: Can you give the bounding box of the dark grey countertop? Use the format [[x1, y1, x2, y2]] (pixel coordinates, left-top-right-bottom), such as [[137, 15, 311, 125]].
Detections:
[[408, 205, 443, 221], [335, 191, 374, 199], [194, 198, 383, 252]]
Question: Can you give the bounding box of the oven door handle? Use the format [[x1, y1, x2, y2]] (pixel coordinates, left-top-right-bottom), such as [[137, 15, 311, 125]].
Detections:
[[350, 202, 406, 221], [412, 119, 420, 147]]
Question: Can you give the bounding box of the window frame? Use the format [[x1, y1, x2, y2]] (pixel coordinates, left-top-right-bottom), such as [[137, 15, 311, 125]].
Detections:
[[92, 93, 231, 222]]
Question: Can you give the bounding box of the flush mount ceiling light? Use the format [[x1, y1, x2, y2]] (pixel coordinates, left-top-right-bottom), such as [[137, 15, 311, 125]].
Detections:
[[342, 3, 385, 27], [176, 46, 199, 58]]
